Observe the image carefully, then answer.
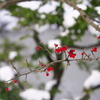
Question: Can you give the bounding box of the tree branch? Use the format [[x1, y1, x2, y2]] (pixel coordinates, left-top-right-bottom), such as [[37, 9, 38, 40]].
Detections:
[[69, 42, 100, 49], [0, 0, 29, 9], [1, 0, 100, 32], [60, 0, 100, 32], [0, 0, 49, 9], [6, 56, 100, 84]]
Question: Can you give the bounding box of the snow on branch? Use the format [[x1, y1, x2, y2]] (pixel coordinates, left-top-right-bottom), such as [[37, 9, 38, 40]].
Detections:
[[60, 0, 100, 32]]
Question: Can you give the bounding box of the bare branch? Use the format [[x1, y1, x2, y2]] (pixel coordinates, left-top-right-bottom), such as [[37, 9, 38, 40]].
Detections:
[[11, 61, 21, 75], [0, 0, 47, 9], [25, 59, 32, 71], [0, 0, 29, 9], [60, 0, 100, 32], [69, 42, 100, 49], [6, 56, 100, 84]]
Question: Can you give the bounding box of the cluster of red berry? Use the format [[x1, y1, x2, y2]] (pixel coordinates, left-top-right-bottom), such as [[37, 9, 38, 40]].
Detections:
[[36, 44, 99, 77], [54, 44, 77, 58], [80, 47, 98, 55], [40, 63, 54, 76], [46, 67, 54, 76], [5, 80, 17, 91], [91, 47, 98, 52]]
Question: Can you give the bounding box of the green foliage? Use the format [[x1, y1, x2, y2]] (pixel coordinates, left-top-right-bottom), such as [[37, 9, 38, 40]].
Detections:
[[50, 87, 60, 97], [0, 38, 23, 61], [38, 83, 45, 90], [0, 38, 24, 51], [58, 35, 75, 46], [90, 0, 100, 7], [0, 81, 22, 100], [19, 34, 32, 40], [69, 17, 88, 41], [85, 6, 100, 18], [7, 1, 64, 28], [31, 47, 53, 60]]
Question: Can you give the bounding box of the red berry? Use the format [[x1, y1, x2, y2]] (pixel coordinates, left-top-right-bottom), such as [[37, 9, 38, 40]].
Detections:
[[49, 67, 54, 71], [47, 67, 53, 71], [61, 46, 68, 51], [46, 73, 49, 76], [54, 44, 58, 47], [36, 46, 41, 50], [55, 48, 62, 53], [81, 52, 84, 55], [70, 49, 75, 53], [5, 88, 9, 91], [97, 36, 100, 39], [47, 67, 51, 71], [41, 63, 45, 67], [13, 80, 18, 83]]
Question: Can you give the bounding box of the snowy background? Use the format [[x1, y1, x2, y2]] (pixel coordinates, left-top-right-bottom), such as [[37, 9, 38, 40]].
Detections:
[[0, 0, 100, 100]]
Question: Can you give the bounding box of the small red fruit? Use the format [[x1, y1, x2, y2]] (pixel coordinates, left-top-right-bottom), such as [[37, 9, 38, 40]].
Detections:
[[46, 73, 49, 76], [13, 80, 18, 83], [81, 52, 84, 55], [36, 46, 41, 50], [47, 67, 53, 71], [55, 48, 62, 53], [61, 46, 68, 51], [69, 53, 76, 58], [5, 88, 9, 91], [98, 36, 100, 39], [54, 44, 58, 47], [70, 49, 75, 53], [41, 63, 45, 67], [49, 67, 54, 71]]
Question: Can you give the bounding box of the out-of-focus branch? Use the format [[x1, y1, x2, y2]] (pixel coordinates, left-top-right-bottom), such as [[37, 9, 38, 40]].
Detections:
[[0, 0, 47, 9], [69, 42, 100, 49], [1, 0, 100, 32], [60, 0, 100, 32], [0, 0, 30, 9]]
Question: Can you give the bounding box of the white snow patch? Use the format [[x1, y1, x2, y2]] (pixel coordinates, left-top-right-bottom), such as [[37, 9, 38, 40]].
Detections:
[[0, 10, 18, 30], [60, 29, 69, 36], [17, 1, 42, 10], [88, 25, 100, 35], [95, 7, 100, 14], [8, 51, 18, 60], [63, 4, 80, 28], [48, 39, 61, 49], [40, 14, 46, 19], [20, 88, 50, 100], [74, 93, 86, 100], [77, 4, 87, 10], [0, 66, 14, 81], [84, 70, 100, 89], [45, 79, 57, 91], [38, 1, 59, 13], [35, 24, 49, 33]]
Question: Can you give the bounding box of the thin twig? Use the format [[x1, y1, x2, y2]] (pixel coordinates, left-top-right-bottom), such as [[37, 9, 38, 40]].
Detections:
[[25, 59, 32, 71], [41, 43, 56, 61], [6, 56, 100, 84], [11, 62, 21, 75]]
